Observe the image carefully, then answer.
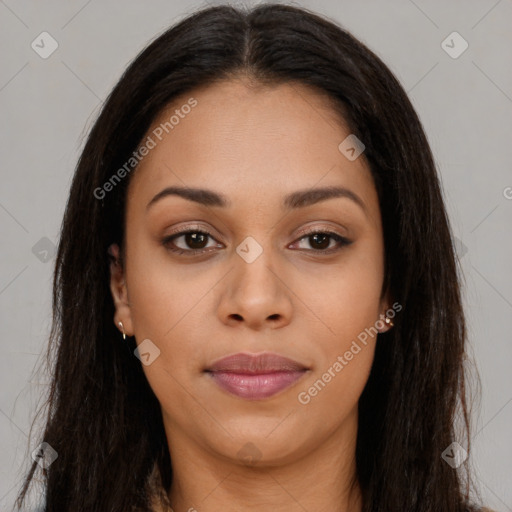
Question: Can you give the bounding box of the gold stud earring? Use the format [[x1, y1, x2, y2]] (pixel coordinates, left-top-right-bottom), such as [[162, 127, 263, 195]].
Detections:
[[384, 316, 394, 327], [118, 321, 126, 340]]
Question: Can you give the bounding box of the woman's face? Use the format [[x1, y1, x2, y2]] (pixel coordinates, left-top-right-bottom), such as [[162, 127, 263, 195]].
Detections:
[[109, 78, 391, 466]]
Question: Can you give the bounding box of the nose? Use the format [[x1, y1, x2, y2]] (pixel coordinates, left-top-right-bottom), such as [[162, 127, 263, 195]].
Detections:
[[216, 243, 293, 331]]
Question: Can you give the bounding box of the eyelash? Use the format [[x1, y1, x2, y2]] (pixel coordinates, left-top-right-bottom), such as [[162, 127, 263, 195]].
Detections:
[[161, 227, 352, 256]]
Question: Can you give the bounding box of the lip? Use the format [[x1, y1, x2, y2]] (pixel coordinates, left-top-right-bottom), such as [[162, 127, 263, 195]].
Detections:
[[204, 352, 309, 400]]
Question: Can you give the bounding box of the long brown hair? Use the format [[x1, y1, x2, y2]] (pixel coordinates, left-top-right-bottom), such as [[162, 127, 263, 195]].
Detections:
[[15, 3, 482, 511]]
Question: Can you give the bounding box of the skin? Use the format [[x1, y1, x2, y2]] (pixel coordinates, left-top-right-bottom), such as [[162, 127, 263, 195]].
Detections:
[[109, 77, 392, 512]]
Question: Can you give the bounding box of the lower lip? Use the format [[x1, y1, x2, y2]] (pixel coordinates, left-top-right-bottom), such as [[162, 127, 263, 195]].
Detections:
[[207, 370, 306, 400]]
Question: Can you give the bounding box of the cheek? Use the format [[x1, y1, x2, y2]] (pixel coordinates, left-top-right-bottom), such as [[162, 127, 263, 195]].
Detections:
[[297, 249, 384, 351], [124, 238, 232, 401], [295, 258, 383, 410], [292, 282, 379, 446], [298, 280, 378, 406], [125, 233, 211, 337], [294, 343, 375, 440]]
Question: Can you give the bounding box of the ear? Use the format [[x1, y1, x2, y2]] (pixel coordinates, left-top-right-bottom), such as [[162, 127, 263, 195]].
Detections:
[[108, 243, 134, 337], [377, 290, 394, 334]]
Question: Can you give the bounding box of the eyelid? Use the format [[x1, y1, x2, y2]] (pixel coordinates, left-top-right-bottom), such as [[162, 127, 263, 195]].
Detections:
[[294, 224, 348, 238], [164, 223, 218, 238]]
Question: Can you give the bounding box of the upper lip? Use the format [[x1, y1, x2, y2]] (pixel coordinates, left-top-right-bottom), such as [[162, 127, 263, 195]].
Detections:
[[205, 352, 308, 374]]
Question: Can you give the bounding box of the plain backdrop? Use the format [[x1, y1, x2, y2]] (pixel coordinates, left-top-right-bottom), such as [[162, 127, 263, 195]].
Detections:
[[0, 0, 511, 510]]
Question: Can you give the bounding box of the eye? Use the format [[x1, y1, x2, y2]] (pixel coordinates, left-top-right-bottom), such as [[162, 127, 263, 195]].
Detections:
[[161, 227, 352, 257], [291, 229, 352, 254], [161, 228, 222, 256]]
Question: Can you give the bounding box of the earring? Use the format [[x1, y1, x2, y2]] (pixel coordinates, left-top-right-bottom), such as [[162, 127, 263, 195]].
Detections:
[[384, 316, 394, 327], [118, 321, 126, 340]]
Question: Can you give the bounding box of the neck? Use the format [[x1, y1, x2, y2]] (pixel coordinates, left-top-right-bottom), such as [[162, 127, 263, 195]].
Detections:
[[162, 408, 362, 512]]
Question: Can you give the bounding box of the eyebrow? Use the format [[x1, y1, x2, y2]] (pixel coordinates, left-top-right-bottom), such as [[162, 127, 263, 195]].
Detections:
[[146, 185, 367, 215]]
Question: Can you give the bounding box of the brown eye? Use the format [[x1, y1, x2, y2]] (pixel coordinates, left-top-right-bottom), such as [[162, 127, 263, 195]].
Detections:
[[181, 232, 209, 250], [308, 233, 331, 250], [162, 230, 220, 255], [292, 230, 352, 254], [162, 227, 352, 257]]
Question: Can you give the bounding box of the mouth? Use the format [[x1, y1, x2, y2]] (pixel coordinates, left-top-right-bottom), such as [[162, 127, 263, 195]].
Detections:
[[204, 352, 309, 400]]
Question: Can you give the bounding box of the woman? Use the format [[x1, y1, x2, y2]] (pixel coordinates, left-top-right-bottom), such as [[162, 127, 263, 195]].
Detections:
[[15, 3, 489, 511]]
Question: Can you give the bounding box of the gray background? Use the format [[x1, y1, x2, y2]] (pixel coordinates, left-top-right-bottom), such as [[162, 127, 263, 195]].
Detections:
[[0, 0, 511, 510]]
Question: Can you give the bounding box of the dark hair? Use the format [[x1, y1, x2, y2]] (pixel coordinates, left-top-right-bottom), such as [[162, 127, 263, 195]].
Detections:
[[15, 3, 483, 511]]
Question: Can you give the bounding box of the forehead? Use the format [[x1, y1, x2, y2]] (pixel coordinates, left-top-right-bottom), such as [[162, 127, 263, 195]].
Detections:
[[127, 79, 378, 219]]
